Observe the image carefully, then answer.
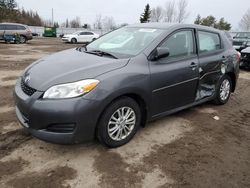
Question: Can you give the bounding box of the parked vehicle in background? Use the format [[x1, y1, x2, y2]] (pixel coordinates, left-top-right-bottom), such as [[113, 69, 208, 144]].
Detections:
[[233, 32, 250, 51], [0, 23, 32, 43], [240, 44, 250, 68], [14, 23, 240, 148], [62, 31, 99, 43], [224, 31, 233, 44]]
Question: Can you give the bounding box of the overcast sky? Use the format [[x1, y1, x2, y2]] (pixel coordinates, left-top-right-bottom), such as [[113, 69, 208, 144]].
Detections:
[[15, 0, 250, 30]]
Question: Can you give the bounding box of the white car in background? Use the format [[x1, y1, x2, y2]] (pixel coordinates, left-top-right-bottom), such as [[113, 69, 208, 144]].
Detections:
[[62, 31, 99, 43]]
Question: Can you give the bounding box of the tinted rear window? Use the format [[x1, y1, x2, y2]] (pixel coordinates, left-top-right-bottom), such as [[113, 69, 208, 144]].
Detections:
[[0, 25, 5, 30], [17, 25, 26, 30], [5, 25, 17, 30]]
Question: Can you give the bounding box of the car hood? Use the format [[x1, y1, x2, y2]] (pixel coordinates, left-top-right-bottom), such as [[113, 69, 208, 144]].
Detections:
[[23, 48, 129, 91]]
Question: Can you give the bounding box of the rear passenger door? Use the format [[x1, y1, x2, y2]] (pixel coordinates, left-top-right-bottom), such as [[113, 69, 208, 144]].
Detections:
[[150, 29, 199, 116], [196, 30, 226, 100], [5, 24, 17, 35]]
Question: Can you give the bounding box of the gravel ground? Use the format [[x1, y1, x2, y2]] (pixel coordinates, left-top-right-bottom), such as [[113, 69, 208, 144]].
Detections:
[[0, 38, 250, 188]]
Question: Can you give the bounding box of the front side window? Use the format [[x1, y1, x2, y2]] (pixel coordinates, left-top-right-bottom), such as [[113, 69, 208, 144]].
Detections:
[[198, 31, 221, 53], [160, 30, 195, 59]]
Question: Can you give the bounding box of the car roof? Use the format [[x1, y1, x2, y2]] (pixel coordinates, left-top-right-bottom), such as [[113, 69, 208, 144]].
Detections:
[[127, 22, 222, 33], [0, 22, 28, 27]]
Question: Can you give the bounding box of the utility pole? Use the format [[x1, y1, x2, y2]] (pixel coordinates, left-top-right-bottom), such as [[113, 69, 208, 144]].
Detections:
[[52, 8, 54, 27]]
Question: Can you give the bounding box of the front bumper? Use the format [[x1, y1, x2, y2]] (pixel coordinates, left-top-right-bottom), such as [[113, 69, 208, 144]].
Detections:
[[62, 38, 70, 42], [14, 78, 101, 144]]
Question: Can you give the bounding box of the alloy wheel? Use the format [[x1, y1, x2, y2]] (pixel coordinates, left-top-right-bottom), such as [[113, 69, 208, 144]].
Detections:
[[107, 107, 136, 141], [220, 79, 230, 101]]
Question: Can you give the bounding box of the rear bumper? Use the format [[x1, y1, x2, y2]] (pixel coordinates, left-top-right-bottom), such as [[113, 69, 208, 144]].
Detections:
[[26, 35, 33, 40], [14, 78, 102, 144]]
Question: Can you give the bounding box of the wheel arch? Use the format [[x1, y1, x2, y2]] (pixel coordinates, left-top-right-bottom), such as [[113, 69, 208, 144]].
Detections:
[[95, 92, 149, 138], [226, 72, 236, 92]]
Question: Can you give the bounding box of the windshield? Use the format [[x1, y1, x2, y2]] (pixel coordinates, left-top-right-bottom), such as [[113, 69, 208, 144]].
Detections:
[[86, 27, 164, 57], [235, 32, 250, 38]]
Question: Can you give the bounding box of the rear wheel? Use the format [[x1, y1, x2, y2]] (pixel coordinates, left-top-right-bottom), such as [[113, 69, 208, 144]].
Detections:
[[71, 38, 77, 44], [213, 75, 232, 105], [20, 36, 26, 44], [97, 97, 141, 148]]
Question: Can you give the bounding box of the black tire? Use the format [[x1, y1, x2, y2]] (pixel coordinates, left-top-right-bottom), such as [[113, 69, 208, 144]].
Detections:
[[97, 97, 141, 148], [71, 38, 77, 44], [213, 75, 232, 105], [20, 35, 26, 44], [92, 38, 96, 42]]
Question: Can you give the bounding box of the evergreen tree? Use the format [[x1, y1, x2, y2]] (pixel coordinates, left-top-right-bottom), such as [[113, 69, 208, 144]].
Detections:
[[194, 14, 201, 25], [140, 4, 151, 23], [215, 18, 231, 31], [194, 15, 231, 31]]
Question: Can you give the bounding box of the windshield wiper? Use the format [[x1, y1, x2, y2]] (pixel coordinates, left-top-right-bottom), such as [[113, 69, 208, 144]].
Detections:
[[84, 50, 118, 59]]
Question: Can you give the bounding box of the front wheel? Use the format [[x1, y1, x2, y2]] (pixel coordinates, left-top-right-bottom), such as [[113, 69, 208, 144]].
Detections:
[[213, 75, 232, 105], [97, 97, 141, 148], [71, 38, 77, 44]]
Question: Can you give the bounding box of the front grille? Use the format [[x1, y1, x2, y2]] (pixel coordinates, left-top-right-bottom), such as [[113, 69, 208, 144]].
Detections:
[[233, 41, 243, 46], [21, 79, 36, 96], [46, 124, 75, 133]]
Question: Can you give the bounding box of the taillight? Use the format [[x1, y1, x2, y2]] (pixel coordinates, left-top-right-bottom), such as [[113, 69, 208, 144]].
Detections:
[[26, 28, 32, 33], [236, 52, 241, 62]]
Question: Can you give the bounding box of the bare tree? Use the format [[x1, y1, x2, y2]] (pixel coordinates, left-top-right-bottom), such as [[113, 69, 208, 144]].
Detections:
[[239, 9, 250, 31], [93, 14, 102, 29], [164, 0, 176, 23], [102, 16, 116, 31], [151, 6, 164, 22], [70, 17, 81, 28], [176, 0, 189, 23]]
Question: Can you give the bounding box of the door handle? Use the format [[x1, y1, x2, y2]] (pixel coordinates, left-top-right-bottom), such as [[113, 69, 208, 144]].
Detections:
[[189, 62, 198, 68]]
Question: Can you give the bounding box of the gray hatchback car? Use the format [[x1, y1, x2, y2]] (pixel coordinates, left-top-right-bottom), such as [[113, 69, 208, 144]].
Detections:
[[14, 23, 240, 147]]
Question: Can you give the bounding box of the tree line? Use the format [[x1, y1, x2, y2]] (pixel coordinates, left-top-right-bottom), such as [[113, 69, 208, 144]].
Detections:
[[0, 0, 43, 26], [139, 0, 250, 31], [1, 0, 250, 31]]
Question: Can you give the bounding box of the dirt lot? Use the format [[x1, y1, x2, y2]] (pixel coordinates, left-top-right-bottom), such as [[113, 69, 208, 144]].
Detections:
[[0, 38, 250, 188]]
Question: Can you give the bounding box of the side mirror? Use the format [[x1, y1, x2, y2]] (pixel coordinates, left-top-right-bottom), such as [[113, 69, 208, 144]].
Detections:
[[152, 47, 170, 60]]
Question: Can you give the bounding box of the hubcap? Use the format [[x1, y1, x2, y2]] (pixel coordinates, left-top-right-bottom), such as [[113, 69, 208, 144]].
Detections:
[[108, 107, 136, 141], [220, 79, 230, 101]]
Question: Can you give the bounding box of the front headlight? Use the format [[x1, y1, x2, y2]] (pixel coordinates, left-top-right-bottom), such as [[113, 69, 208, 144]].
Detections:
[[43, 79, 99, 99]]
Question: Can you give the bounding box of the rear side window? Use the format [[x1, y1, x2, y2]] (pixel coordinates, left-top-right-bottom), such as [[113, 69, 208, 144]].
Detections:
[[5, 25, 17, 30], [160, 30, 195, 59], [17, 25, 26, 30], [198, 31, 221, 53]]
